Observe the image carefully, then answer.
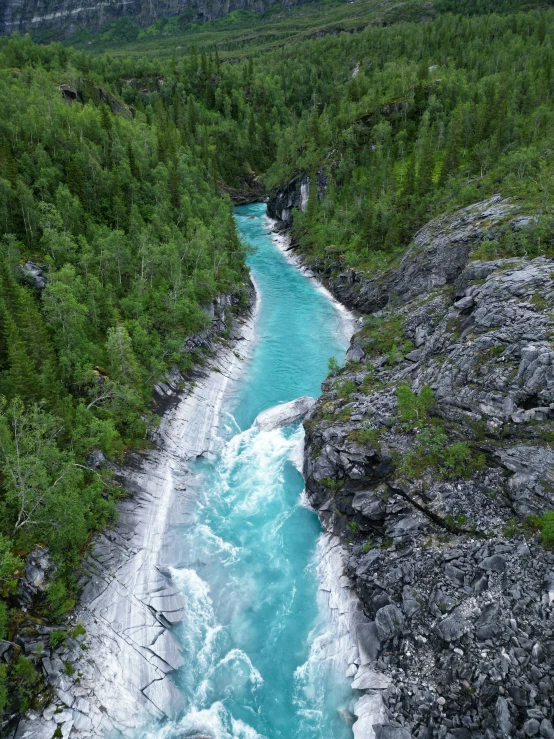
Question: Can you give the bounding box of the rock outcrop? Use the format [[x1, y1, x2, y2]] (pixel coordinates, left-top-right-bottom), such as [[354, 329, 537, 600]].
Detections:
[[254, 395, 315, 430], [295, 199, 554, 738], [1, 0, 314, 39], [266, 170, 328, 228]]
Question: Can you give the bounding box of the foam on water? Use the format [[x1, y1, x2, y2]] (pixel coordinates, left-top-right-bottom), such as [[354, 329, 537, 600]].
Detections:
[[138, 204, 355, 739]]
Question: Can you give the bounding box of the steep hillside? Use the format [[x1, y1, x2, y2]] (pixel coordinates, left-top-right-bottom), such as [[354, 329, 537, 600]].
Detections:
[[294, 197, 554, 737]]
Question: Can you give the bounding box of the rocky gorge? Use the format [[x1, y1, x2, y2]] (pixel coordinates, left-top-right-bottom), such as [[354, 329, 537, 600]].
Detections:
[[269, 185, 554, 738]]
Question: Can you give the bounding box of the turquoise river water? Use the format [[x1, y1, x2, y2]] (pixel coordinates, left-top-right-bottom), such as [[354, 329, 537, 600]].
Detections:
[[146, 203, 355, 739]]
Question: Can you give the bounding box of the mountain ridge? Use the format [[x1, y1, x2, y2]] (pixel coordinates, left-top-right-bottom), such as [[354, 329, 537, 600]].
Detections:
[[0, 0, 310, 40]]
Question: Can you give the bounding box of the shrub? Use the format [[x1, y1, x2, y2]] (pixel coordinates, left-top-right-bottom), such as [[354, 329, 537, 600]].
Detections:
[[396, 384, 435, 426], [0, 665, 7, 719], [49, 629, 67, 648], [47, 581, 76, 619], [336, 379, 356, 399], [439, 442, 486, 480], [327, 356, 340, 375], [353, 428, 381, 446], [12, 657, 41, 713]]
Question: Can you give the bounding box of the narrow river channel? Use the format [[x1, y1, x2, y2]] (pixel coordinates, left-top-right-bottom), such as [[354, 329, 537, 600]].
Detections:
[[143, 203, 355, 739]]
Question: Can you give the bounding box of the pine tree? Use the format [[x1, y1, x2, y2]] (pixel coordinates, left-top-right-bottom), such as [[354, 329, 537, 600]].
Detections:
[[127, 142, 141, 181], [401, 155, 416, 201], [111, 170, 127, 230], [0, 254, 21, 315], [439, 108, 463, 185], [66, 156, 84, 201], [417, 125, 435, 196], [106, 325, 140, 387], [16, 289, 56, 378], [100, 104, 112, 133], [4, 316, 40, 402]]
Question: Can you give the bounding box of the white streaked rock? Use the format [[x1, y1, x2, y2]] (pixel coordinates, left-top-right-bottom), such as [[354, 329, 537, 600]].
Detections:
[[253, 395, 316, 430], [16, 305, 256, 739]]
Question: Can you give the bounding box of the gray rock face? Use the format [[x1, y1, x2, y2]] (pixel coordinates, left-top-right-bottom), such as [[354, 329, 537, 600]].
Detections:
[[18, 260, 47, 291], [267, 170, 328, 226], [23, 546, 56, 593], [1, 0, 313, 38], [299, 198, 554, 738], [253, 395, 315, 430]]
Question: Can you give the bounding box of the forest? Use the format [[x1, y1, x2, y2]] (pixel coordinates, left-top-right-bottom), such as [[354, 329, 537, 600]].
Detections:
[[1, 0, 554, 725]]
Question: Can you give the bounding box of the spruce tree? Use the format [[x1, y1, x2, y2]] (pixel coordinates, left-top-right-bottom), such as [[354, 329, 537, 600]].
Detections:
[[439, 108, 463, 185], [4, 316, 40, 402], [127, 142, 141, 182], [417, 125, 435, 197]]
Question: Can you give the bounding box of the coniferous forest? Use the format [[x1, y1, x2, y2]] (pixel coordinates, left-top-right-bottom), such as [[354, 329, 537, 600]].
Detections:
[[1, 0, 554, 728]]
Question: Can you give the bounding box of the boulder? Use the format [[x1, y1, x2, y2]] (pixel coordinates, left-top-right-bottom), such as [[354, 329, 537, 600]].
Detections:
[[253, 396, 316, 430]]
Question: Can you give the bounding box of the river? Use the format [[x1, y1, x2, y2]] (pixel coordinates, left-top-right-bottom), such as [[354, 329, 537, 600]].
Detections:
[[141, 203, 355, 739]]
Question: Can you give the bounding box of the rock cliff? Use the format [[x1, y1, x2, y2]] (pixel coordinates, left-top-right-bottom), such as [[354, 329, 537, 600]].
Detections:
[[272, 195, 554, 738], [1, 0, 311, 39]]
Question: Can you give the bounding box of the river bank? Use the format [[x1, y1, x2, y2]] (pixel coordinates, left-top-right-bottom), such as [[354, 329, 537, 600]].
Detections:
[[15, 291, 257, 739], [270, 190, 554, 738]]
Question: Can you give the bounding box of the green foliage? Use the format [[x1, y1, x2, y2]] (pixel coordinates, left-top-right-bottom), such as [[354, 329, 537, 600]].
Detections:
[[396, 384, 435, 426], [360, 316, 413, 364], [0, 533, 22, 594], [48, 629, 68, 649], [351, 428, 382, 446], [0, 35, 249, 661], [320, 476, 342, 491], [347, 520, 359, 534], [541, 510, 554, 547], [396, 386, 485, 480], [327, 356, 340, 375], [440, 442, 486, 480], [71, 623, 86, 639], [47, 580, 76, 619], [12, 657, 42, 713], [336, 379, 356, 399]]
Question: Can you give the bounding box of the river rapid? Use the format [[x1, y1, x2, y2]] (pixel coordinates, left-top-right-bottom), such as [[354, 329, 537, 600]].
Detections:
[[141, 203, 355, 739]]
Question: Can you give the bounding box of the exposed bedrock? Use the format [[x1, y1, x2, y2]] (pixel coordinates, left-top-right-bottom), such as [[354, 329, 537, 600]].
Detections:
[[266, 170, 328, 229], [295, 198, 554, 738], [254, 395, 315, 430], [14, 291, 256, 739], [1, 0, 314, 38]]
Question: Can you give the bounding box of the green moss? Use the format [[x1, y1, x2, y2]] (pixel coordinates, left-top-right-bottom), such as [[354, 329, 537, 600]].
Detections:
[[320, 476, 342, 491], [347, 520, 359, 534], [336, 379, 357, 400], [48, 630, 67, 649], [349, 427, 382, 446], [540, 510, 554, 547], [531, 290, 548, 311]]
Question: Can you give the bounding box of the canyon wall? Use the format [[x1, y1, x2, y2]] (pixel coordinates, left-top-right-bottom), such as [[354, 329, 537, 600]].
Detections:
[[268, 187, 554, 738], [1, 0, 310, 39]]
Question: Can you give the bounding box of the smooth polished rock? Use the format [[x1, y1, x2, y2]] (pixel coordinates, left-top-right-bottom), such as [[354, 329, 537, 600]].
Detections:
[[253, 395, 316, 430]]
